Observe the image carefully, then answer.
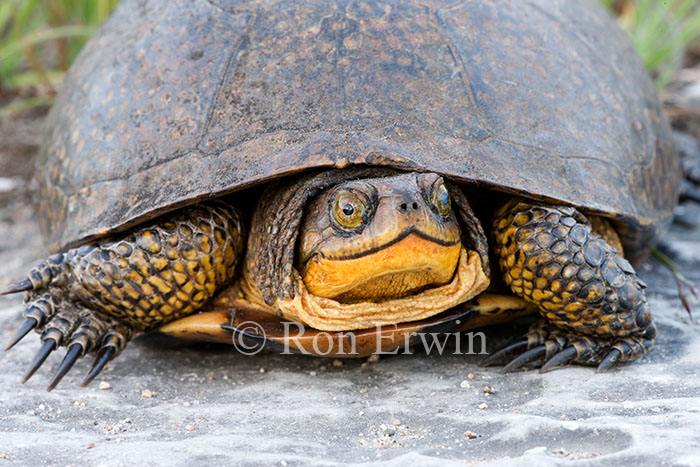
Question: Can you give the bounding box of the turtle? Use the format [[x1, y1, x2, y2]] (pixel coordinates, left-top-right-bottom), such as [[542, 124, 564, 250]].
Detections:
[[1, 0, 692, 391]]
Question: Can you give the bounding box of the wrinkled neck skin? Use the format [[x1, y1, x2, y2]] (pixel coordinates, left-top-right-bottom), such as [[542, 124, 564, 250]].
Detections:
[[238, 168, 490, 331]]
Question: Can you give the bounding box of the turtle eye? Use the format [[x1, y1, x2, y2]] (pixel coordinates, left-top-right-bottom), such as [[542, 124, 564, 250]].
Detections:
[[333, 192, 366, 229], [432, 181, 450, 216]]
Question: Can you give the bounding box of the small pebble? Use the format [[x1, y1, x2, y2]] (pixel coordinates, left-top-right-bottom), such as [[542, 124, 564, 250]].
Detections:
[[467, 373, 474, 379], [460, 380, 470, 388], [99, 382, 111, 390], [332, 359, 343, 367], [381, 424, 396, 436], [464, 431, 477, 439], [477, 403, 488, 410], [259, 368, 265, 373], [367, 354, 380, 363], [141, 389, 153, 398], [524, 446, 547, 455], [483, 384, 495, 395], [185, 424, 195, 431], [87, 443, 95, 449]]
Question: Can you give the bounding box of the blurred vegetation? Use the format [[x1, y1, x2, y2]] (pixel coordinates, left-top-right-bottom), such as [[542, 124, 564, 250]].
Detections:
[[0, 0, 700, 116], [0, 0, 119, 117], [601, 0, 700, 87]]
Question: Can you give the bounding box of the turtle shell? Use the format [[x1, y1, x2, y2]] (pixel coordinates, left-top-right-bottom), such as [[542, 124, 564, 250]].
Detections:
[[38, 0, 678, 261]]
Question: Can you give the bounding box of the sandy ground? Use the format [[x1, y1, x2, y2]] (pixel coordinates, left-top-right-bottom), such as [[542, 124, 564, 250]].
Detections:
[[1, 112, 700, 466]]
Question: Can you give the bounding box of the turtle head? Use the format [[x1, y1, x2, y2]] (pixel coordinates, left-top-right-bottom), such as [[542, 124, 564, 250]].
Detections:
[[297, 173, 462, 302], [239, 169, 490, 331]]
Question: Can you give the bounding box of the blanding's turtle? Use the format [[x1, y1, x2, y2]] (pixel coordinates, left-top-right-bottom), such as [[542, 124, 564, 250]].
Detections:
[[3, 0, 691, 390]]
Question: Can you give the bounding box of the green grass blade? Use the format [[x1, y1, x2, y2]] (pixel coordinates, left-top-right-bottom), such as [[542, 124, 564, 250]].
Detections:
[[0, 24, 96, 63], [0, 95, 54, 118]]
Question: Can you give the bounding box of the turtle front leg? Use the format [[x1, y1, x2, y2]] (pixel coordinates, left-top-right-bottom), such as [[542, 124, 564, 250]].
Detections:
[[3, 201, 244, 389], [485, 199, 656, 372]]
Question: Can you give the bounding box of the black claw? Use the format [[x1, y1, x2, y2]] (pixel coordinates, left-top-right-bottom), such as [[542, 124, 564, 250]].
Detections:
[[1, 278, 33, 295], [596, 349, 622, 373], [47, 344, 84, 391], [501, 345, 547, 373], [539, 346, 578, 373], [82, 346, 116, 387], [5, 318, 38, 351], [480, 339, 528, 367], [22, 338, 57, 383]]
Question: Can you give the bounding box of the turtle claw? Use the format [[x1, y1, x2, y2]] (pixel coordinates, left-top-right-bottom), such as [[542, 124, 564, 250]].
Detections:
[[5, 317, 38, 350], [10, 290, 132, 388], [2, 254, 66, 296], [484, 319, 655, 372], [480, 338, 528, 367], [1, 278, 34, 295], [501, 345, 546, 373], [539, 346, 578, 373], [82, 346, 116, 387], [596, 349, 622, 373], [47, 344, 84, 391], [22, 339, 57, 383]]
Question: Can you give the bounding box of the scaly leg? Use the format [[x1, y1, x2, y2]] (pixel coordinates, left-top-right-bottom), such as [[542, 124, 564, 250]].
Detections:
[[485, 199, 656, 372], [3, 200, 244, 389]]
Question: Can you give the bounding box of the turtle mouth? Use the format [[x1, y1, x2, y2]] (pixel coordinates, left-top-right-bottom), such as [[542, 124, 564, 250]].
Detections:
[[321, 226, 460, 261], [300, 231, 462, 302]]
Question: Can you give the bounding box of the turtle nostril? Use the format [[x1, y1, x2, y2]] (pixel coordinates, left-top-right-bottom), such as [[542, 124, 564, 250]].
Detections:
[[399, 200, 420, 212]]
